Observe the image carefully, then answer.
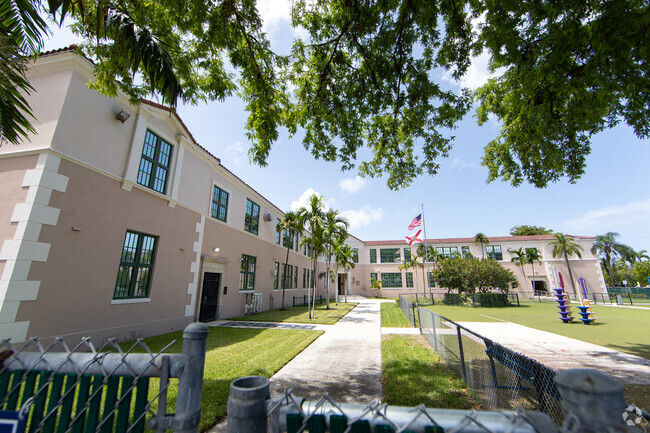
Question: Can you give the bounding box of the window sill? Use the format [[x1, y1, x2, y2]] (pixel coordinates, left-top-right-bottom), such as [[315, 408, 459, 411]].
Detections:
[[111, 298, 151, 304]]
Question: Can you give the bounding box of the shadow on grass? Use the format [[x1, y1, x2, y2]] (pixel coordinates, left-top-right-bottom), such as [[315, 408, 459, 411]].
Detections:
[[606, 342, 650, 362]]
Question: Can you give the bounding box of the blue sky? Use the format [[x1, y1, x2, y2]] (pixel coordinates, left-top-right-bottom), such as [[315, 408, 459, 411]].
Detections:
[[43, 3, 650, 252]]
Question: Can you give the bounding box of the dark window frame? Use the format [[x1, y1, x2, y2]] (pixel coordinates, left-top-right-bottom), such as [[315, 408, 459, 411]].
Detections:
[[210, 185, 229, 222], [244, 199, 260, 235], [137, 130, 173, 194], [114, 230, 158, 299]]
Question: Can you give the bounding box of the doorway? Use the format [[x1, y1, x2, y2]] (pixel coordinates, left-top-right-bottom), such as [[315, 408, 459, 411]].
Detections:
[[199, 272, 221, 322], [338, 274, 347, 295], [533, 280, 548, 294]]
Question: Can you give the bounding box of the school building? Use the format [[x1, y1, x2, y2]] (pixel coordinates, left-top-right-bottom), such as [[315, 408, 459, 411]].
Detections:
[[0, 48, 607, 344]]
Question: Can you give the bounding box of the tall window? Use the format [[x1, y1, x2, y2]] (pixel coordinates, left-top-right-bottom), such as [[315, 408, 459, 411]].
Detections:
[[461, 246, 471, 258], [244, 199, 260, 235], [428, 272, 435, 288], [276, 219, 281, 244], [406, 272, 414, 288], [486, 245, 503, 260], [210, 185, 229, 222], [370, 272, 378, 282], [380, 248, 400, 263], [352, 248, 359, 263], [240, 254, 256, 290], [294, 266, 298, 288], [404, 248, 411, 261], [274, 262, 280, 290], [114, 231, 157, 299], [369, 249, 377, 263], [381, 273, 402, 288], [137, 130, 172, 194]]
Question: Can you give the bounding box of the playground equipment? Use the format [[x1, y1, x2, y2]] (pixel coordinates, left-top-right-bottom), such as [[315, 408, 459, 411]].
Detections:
[[577, 299, 596, 325], [554, 287, 574, 323]]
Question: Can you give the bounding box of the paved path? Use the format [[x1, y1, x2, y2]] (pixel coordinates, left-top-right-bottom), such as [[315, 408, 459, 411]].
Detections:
[[269, 298, 386, 402], [458, 322, 650, 385]]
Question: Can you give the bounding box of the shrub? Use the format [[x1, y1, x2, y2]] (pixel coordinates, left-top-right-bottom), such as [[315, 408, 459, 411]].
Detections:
[[442, 293, 465, 305], [473, 293, 508, 307]]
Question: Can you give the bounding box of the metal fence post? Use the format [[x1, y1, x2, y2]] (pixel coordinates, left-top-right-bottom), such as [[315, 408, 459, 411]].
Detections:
[[555, 369, 628, 433], [227, 376, 270, 433], [456, 327, 467, 383], [174, 322, 209, 433]]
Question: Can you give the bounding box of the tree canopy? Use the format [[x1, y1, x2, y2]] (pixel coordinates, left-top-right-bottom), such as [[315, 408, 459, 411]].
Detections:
[[509, 225, 554, 236], [4, 0, 649, 189]]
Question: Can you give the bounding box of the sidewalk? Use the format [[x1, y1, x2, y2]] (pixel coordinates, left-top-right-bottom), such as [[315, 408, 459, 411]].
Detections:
[[458, 321, 650, 385], [269, 298, 386, 402]]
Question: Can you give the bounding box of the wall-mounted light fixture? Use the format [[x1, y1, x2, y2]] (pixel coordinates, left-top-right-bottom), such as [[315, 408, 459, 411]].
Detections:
[[213, 247, 220, 253], [71, 226, 82, 232], [115, 110, 131, 123]]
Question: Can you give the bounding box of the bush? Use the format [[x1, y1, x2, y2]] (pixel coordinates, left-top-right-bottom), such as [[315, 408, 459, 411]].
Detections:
[[473, 293, 508, 307], [442, 293, 465, 305]]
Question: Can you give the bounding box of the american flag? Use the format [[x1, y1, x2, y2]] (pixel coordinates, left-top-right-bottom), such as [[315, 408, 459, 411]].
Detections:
[[407, 214, 422, 231]]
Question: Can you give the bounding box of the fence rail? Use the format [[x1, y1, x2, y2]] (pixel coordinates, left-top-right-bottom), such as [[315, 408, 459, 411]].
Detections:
[[0, 322, 208, 433], [418, 308, 564, 424], [226, 372, 638, 433]]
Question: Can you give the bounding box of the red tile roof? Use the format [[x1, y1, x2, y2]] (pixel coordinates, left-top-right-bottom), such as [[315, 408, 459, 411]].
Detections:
[[364, 235, 595, 246]]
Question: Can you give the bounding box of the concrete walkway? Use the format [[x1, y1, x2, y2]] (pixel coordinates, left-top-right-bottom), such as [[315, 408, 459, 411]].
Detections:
[[458, 321, 650, 385], [269, 298, 386, 402]]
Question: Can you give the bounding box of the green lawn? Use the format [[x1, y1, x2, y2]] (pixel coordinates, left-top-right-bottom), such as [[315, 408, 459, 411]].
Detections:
[[380, 301, 412, 327], [381, 335, 480, 409], [126, 327, 322, 431], [425, 303, 650, 360], [229, 302, 357, 325]]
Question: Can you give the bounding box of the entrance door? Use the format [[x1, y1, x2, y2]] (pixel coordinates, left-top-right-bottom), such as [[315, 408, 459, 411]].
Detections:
[[199, 273, 221, 322], [338, 275, 346, 295], [533, 280, 547, 294]]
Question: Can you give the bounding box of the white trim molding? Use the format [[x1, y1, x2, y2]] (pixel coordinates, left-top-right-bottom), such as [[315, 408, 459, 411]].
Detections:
[[185, 215, 205, 317], [0, 152, 68, 342]]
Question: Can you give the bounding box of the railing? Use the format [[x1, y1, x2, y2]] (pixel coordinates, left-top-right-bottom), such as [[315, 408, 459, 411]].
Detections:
[[0, 323, 208, 433], [418, 308, 564, 424], [225, 370, 641, 432]]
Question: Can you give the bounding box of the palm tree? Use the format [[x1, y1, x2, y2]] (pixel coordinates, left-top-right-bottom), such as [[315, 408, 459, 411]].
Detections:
[[321, 209, 349, 308], [548, 233, 584, 297], [474, 233, 489, 259], [525, 248, 542, 290], [637, 250, 650, 262], [510, 247, 529, 292], [591, 232, 635, 288], [296, 194, 326, 318], [399, 253, 422, 292], [335, 244, 356, 303], [276, 211, 301, 309], [370, 278, 383, 297]]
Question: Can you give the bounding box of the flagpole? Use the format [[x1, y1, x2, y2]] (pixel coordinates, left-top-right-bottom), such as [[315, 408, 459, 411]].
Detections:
[[421, 203, 431, 299]]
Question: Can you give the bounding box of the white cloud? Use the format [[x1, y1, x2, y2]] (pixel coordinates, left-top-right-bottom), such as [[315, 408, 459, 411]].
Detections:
[[226, 141, 245, 165], [258, 0, 292, 32], [449, 157, 479, 171], [339, 176, 367, 193], [561, 199, 650, 234], [341, 206, 385, 230], [290, 188, 333, 212]]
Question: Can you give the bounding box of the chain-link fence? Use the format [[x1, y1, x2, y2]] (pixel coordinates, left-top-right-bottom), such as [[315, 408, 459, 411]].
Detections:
[[225, 371, 641, 433], [418, 308, 563, 424], [0, 323, 208, 433]]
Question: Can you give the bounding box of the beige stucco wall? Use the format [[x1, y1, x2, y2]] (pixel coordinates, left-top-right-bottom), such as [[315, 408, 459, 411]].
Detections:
[[199, 217, 313, 319], [0, 155, 37, 244], [15, 159, 199, 344]]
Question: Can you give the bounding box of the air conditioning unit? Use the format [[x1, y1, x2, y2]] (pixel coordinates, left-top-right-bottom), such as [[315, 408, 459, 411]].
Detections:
[[263, 213, 272, 222]]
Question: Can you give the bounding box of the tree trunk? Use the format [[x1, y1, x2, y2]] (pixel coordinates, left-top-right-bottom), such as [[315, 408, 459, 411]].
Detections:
[[334, 264, 339, 305], [308, 252, 313, 319], [564, 251, 578, 297], [606, 253, 615, 288], [312, 261, 318, 318], [325, 259, 331, 309], [281, 245, 290, 309]]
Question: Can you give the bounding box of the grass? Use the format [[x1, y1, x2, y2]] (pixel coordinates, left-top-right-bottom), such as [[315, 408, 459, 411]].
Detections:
[[381, 334, 480, 409], [380, 301, 412, 328], [425, 302, 650, 360], [229, 302, 357, 325], [126, 326, 322, 431]]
